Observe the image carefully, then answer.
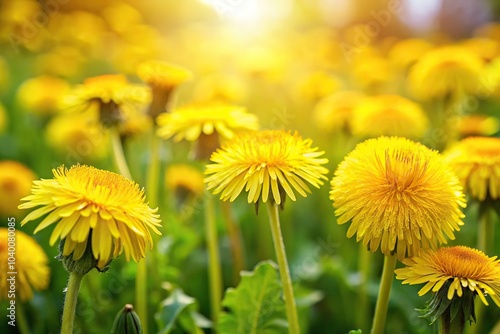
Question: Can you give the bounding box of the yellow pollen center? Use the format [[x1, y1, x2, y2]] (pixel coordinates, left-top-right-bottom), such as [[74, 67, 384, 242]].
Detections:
[[437, 246, 490, 278]]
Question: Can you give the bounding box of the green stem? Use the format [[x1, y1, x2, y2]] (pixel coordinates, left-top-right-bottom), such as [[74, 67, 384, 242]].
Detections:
[[357, 244, 371, 333], [110, 129, 132, 180], [16, 302, 30, 334], [221, 201, 245, 284], [61, 272, 84, 334], [205, 192, 222, 323], [266, 202, 300, 334], [371, 254, 397, 334], [135, 259, 148, 334], [146, 132, 161, 209], [440, 306, 465, 334]]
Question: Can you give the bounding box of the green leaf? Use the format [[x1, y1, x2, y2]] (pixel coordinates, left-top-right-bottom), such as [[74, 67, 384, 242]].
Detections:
[[155, 288, 211, 334], [218, 260, 288, 334]]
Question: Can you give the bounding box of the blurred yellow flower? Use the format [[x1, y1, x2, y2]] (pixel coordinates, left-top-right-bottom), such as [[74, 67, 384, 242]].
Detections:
[[205, 130, 329, 207], [137, 60, 192, 118], [0, 161, 36, 217], [388, 38, 434, 69], [19, 165, 162, 269], [457, 115, 500, 138], [102, 2, 143, 34], [0, 228, 50, 301], [35, 46, 87, 78], [330, 137, 466, 260], [395, 246, 500, 307], [444, 136, 500, 201], [16, 76, 70, 115], [237, 46, 288, 82], [192, 73, 247, 104], [408, 46, 485, 100], [313, 91, 365, 133], [461, 38, 500, 63], [165, 164, 205, 205], [352, 94, 429, 139], [63, 74, 150, 127], [0, 103, 6, 133], [118, 110, 153, 138], [294, 71, 341, 101], [157, 103, 259, 142], [352, 55, 395, 92], [45, 114, 109, 161]]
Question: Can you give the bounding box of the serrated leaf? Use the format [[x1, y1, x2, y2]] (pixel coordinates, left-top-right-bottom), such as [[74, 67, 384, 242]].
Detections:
[[155, 288, 210, 334], [218, 260, 288, 334]]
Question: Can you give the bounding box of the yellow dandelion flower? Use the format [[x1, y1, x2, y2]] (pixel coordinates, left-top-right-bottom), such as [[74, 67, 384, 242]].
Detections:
[[313, 91, 365, 133], [157, 103, 259, 142], [63, 74, 150, 127], [192, 73, 247, 104], [395, 246, 500, 307], [352, 55, 395, 91], [45, 114, 109, 161], [165, 164, 205, 205], [294, 71, 341, 101], [0, 161, 36, 217], [205, 130, 329, 206], [444, 136, 500, 201], [330, 136, 466, 260], [16, 76, 70, 116], [0, 102, 7, 133], [137, 60, 192, 90], [408, 46, 485, 100], [388, 38, 434, 69], [461, 38, 500, 63], [352, 95, 429, 139], [457, 115, 500, 138], [0, 228, 50, 301], [19, 165, 162, 269]]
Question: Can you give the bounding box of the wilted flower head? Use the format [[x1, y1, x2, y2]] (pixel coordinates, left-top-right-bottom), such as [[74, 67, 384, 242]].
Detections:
[[19, 165, 162, 270], [444, 136, 500, 201], [0, 228, 50, 301], [205, 130, 329, 210], [352, 94, 429, 139], [330, 136, 466, 260]]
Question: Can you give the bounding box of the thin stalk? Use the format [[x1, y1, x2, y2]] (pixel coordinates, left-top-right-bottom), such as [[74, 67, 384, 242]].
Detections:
[[110, 129, 132, 180], [357, 244, 371, 333], [220, 201, 245, 284], [371, 254, 397, 334], [205, 192, 223, 323], [440, 306, 465, 334], [266, 203, 300, 334], [16, 302, 30, 334], [135, 260, 148, 334], [61, 272, 84, 334]]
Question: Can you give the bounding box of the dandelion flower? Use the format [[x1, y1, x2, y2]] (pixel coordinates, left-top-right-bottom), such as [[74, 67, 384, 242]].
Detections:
[[395, 246, 500, 307], [16, 76, 70, 116], [294, 71, 341, 101], [0, 228, 50, 301], [205, 130, 329, 207], [313, 91, 365, 133], [352, 94, 429, 139], [408, 46, 485, 100], [444, 136, 500, 201], [0, 161, 36, 217], [19, 165, 161, 269], [165, 164, 205, 208], [330, 137, 466, 259], [457, 115, 499, 138], [192, 73, 247, 104], [388, 38, 434, 69]]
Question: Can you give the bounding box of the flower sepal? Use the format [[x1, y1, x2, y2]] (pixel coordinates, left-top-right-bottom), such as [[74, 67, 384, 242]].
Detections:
[[56, 237, 110, 275]]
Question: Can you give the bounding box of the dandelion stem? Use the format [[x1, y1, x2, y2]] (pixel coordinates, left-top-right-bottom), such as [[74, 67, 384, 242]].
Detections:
[[61, 272, 84, 334], [267, 202, 300, 334], [135, 260, 148, 334], [371, 254, 397, 334], [357, 245, 371, 332], [440, 304, 465, 334], [221, 201, 245, 284], [205, 192, 222, 323], [110, 129, 132, 180], [16, 302, 30, 334]]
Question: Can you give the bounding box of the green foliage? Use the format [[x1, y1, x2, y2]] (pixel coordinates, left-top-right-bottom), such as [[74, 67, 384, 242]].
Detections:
[[218, 261, 288, 334]]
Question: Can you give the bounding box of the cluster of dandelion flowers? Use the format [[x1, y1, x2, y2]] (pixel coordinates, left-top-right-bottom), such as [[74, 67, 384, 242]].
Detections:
[[444, 136, 500, 201], [330, 137, 466, 260], [19, 165, 162, 270], [0, 228, 49, 301], [408, 46, 485, 100], [205, 130, 329, 207], [395, 246, 500, 307], [351, 94, 429, 139]]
